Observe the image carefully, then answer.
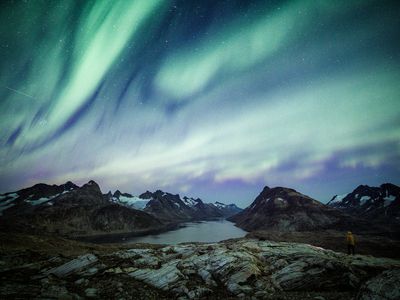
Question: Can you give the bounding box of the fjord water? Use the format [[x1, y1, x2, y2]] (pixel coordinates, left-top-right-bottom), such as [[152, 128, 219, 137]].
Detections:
[[126, 219, 247, 244]]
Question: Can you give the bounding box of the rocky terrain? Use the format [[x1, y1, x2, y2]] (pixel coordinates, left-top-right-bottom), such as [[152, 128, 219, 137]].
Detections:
[[1, 182, 400, 299], [246, 230, 400, 259], [1, 233, 399, 299], [327, 183, 400, 224], [228, 186, 356, 232]]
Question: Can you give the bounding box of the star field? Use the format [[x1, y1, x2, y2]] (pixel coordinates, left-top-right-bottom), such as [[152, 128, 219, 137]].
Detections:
[[1, 0, 399, 207]]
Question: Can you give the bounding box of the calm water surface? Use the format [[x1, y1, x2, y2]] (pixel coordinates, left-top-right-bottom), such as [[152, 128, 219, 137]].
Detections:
[[126, 219, 247, 244]]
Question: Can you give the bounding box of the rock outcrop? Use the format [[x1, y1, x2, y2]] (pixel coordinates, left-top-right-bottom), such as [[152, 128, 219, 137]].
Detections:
[[1, 238, 399, 299], [356, 269, 400, 300]]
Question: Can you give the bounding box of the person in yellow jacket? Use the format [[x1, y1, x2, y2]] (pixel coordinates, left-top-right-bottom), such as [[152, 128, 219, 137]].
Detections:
[[346, 231, 355, 255]]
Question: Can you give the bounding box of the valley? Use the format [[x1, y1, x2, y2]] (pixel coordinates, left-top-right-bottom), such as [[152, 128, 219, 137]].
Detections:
[[1, 181, 399, 299]]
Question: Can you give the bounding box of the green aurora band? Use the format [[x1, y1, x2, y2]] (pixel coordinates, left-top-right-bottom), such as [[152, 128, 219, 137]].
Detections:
[[0, 0, 399, 206]]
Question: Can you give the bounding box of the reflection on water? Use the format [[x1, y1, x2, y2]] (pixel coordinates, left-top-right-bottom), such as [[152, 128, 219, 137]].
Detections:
[[126, 219, 247, 244]]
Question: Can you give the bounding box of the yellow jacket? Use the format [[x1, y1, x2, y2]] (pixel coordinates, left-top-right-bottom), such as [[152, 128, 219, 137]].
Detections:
[[346, 233, 355, 246]]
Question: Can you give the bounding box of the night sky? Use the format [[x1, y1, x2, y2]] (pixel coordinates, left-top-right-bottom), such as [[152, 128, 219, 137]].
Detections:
[[1, 0, 399, 207]]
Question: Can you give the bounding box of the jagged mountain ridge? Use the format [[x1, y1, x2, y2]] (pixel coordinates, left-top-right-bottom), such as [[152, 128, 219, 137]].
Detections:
[[228, 186, 355, 232], [110, 189, 242, 221], [0, 181, 242, 237], [0, 181, 163, 237], [327, 183, 400, 223], [0, 181, 79, 216], [213, 201, 242, 217]]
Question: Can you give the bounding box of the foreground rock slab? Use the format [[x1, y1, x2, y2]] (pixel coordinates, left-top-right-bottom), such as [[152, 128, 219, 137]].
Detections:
[[1, 239, 400, 299], [356, 269, 400, 300], [44, 253, 98, 277]]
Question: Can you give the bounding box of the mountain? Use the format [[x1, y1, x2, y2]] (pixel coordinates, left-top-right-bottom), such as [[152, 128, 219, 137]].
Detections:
[[0, 181, 163, 237], [111, 189, 241, 222], [109, 190, 151, 210], [213, 201, 242, 217], [228, 186, 350, 231], [1, 180, 244, 237], [327, 183, 400, 223], [139, 190, 223, 221], [0, 181, 79, 216]]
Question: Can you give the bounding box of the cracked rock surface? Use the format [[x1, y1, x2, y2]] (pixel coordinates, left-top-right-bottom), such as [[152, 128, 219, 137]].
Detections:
[[1, 239, 399, 299]]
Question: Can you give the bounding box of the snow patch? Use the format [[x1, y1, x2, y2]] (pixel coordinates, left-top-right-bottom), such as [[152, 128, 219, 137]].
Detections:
[[383, 195, 396, 207], [22, 190, 71, 206], [183, 197, 199, 207], [0, 198, 15, 206], [360, 196, 371, 205], [115, 196, 150, 210], [0, 193, 18, 201], [330, 194, 348, 204], [0, 193, 19, 214], [26, 191, 67, 206], [0, 203, 15, 215], [262, 198, 271, 204], [214, 202, 227, 209], [28, 197, 51, 206]]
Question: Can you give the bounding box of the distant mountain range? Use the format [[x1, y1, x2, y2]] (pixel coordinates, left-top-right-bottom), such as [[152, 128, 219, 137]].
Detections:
[[0, 180, 242, 237], [109, 189, 242, 221], [0, 181, 163, 237], [228, 183, 399, 234], [327, 183, 399, 222], [1, 180, 398, 238]]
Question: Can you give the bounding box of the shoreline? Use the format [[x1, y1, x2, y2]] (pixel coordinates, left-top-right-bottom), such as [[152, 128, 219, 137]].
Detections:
[[74, 217, 231, 244]]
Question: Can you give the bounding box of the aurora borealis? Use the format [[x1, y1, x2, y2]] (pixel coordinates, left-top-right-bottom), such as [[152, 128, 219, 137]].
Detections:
[[0, 1, 399, 207]]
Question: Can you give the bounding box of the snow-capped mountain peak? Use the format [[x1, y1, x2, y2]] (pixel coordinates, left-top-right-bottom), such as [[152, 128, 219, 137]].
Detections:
[[327, 183, 399, 222]]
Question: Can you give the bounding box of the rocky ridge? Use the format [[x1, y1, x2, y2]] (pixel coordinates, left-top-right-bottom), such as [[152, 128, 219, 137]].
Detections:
[[1, 238, 399, 299], [0, 181, 78, 216], [228, 186, 351, 232], [0, 181, 242, 239], [213, 201, 242, 217], [327, 183, 400, 223], [111, 189, 241, 222], [0, 181, 164, 237]]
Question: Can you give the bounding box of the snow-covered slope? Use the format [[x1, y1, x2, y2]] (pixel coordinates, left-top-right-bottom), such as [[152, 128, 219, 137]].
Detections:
[[182, 196, 202, 208], [110, 190, 150, 210]]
